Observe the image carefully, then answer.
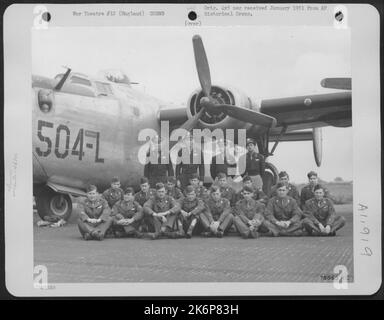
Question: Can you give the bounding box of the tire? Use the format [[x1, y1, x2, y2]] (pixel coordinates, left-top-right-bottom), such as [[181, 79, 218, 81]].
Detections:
[[35, 187, 73, 221], [262, 162, 279, 195]]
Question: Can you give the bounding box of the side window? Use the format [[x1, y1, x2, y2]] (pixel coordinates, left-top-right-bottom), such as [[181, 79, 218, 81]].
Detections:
[[95, 81, 113, 96]]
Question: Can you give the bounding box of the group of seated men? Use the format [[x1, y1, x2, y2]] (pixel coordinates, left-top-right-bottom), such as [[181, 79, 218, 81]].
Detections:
[[77, 170, 346, 241]]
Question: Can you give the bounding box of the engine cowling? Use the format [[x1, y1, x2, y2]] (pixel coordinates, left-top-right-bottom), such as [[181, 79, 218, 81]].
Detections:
[[186, 85, 258, 131]]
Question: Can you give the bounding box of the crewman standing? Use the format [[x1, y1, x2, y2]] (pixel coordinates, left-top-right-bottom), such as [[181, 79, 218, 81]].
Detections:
[[242, 138, 265, 190], [178, 185, 206, 238], [143, 183, 181, 239], [175, 135, 205, 189], [300, 171, 330, 208], [102, 176, 124, 208], [263, 182, 304, 236], [200, 185, 234, 238], [302, 184, 346, 236], [233, 186, 266, 239], [144, 141, 174, 188], [269, 171, 300, 206], [111, 187, 144, 238], [77, 185, 113, 241]]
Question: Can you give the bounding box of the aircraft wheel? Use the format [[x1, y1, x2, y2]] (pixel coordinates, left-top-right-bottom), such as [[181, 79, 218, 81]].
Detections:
[[262, 162, 279, 195], [35, 187, 73, 221]]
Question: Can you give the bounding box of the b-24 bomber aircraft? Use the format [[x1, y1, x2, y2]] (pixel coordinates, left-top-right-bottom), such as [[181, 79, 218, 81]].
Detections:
[[32, 35, 351, 221]]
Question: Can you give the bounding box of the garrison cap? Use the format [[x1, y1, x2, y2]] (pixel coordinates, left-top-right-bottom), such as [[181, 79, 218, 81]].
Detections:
[[166, 176, 176, 184], [155, 182, 165, 190], [124, 187, 135, 195]]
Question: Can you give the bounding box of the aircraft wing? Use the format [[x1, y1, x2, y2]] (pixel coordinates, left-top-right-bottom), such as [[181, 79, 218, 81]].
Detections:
[[260, 91, 352, 134]]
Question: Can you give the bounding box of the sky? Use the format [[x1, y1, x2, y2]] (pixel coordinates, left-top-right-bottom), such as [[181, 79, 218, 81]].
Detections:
[[32, 26, 352, 183]]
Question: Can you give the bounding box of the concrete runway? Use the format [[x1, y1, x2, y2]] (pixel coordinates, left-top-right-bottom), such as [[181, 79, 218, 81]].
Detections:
[[34, 204, 353, 283]]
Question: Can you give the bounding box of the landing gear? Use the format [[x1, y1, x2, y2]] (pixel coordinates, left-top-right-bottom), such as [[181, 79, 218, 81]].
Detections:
[[35, 186, 73, 221]]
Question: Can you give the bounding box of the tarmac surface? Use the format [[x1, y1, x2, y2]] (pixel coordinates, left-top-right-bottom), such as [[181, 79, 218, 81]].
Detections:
[[34, 204, 353, 283]]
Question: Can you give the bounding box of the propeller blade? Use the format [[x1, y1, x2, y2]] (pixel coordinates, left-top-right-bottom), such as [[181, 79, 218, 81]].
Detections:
[[192, 35, 211, 97], [320, 78, 351, 90], [217, 104, 277, 128]]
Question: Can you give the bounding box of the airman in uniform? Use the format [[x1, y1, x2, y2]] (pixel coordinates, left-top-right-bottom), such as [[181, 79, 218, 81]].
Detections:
[[263, 182, 304, 236], [144, 142, 174, 188], [187, 173, 209, 201], [269, 171, 300, 206], [102, 176, 124, 208], [242, 138, 265, 190], [300, 171, 330, 209], [134, 177, 156, 206], [178, 186, 206, 238], [234, 175, 268, 205], [302, 184, 346, 236], [111, 187, 144, 238], [216, 172, 237, 206], [143, 183, 181, 239], [166, 177, 184, 201], [200, 185, 234, 238], [233, 186, 266, 238], [77, 185, 113, 241], [175, 136, 205, 189]]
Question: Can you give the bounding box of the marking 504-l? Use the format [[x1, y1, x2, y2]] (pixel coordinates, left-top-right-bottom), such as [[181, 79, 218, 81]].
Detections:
[[35, 120, 104, 163]]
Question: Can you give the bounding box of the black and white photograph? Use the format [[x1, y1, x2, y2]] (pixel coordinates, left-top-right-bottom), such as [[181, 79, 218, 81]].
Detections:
[[3, 3, 381, 297]]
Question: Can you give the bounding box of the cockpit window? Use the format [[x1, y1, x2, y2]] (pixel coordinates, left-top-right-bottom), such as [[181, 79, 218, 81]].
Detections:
[[95, 81, 113, 96], [70, 76, 92, 87]]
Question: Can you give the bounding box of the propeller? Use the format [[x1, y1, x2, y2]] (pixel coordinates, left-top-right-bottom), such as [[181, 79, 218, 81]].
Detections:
[[178, 35, 277, 132]]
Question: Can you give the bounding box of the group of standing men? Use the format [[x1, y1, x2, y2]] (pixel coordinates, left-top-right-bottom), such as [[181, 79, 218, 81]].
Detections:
[[77, 138, 346, 241]]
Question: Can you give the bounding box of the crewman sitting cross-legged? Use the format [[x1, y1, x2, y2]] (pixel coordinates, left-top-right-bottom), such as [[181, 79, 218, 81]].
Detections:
[[200, 185, 234, 238], [263, 182, 304, 237], [143, 183, 181, 239], [233, 186, 266, 239], [111, 187, 144, 238], [178, 185, 205, 238], [302, 184, 346, 236], [77, 184, 113, 241]]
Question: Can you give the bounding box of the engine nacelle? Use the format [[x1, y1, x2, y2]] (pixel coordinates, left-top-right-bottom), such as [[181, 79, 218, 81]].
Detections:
[[186, 85, 258, 132]]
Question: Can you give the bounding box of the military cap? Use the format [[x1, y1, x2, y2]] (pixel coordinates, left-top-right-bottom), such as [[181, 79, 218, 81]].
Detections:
[[140, 177, 149, 185], [155, 182, 166, 190], [124, 187, 135, 195], [246, 138, 255, 146], [166, 176, 176, 184], [86, 184, 97, 193], [111, 176, 120, 183]]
